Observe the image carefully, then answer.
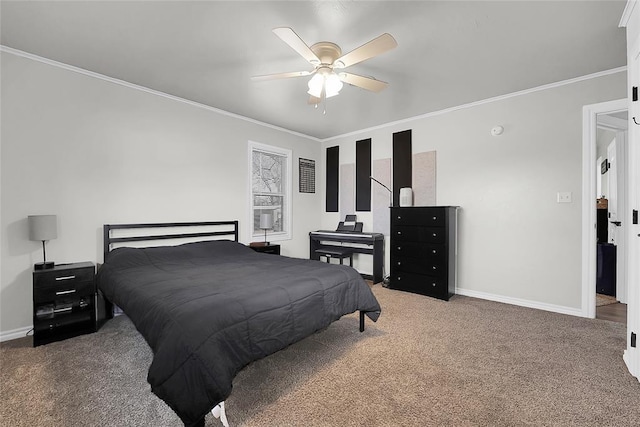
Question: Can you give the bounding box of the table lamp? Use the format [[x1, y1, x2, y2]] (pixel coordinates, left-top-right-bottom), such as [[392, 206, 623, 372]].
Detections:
[[259, 213, 273, 245], [28, 215, 57, 270]]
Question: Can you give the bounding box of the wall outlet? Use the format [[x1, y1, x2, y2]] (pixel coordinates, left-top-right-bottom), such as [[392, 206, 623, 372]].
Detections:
[[557, 192, 572, 203]]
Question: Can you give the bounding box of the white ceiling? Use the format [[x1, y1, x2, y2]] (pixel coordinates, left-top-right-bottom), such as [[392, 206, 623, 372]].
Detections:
[[0, 1, 628, 140]]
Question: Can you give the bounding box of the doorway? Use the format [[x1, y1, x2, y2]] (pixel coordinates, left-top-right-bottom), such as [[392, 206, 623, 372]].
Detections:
[[581, 99, 628, 320], [595, 110, 628, 323]]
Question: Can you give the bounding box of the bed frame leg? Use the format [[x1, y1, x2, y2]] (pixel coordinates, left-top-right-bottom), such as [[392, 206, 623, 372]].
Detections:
[[359, 311, 365, 332]]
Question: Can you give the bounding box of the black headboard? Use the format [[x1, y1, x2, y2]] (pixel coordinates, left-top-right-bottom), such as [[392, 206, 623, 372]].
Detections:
[[103, 221, 239, 261]]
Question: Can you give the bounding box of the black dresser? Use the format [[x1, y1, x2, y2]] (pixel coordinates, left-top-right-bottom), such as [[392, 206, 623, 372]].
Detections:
[[390, 206, 458, 300]]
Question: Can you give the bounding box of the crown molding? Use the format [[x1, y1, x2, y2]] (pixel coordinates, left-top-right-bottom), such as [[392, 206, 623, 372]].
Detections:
[[322, 66, 627, 143], [619, 0, 637, 28], [0, 45, 322, 143], [1, 45, 626, 144]]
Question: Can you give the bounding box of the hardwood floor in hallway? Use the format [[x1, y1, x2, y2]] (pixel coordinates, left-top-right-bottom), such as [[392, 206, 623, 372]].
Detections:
[[596, 302, 627, 325]]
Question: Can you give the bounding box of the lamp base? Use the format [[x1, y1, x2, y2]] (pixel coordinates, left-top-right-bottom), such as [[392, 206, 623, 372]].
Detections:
[[34, 261, 55, 270]]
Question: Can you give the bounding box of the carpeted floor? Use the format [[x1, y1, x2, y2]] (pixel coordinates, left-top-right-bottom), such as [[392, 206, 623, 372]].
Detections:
[[2, 285, 640, 426], [596, 293, 618, 307]]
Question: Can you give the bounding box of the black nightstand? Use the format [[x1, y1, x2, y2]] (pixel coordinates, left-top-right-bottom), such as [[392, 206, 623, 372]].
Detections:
[[250, 244, 281, 255], [32, 262, 96, 346]]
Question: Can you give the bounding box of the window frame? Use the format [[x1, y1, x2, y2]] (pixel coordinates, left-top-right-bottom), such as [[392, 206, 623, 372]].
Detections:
[[247, 140, 292, 242]]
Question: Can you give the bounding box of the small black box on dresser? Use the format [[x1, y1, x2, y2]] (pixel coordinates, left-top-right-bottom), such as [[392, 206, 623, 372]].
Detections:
[[390, 206, 459, 300], [32, 261, 97, 346]]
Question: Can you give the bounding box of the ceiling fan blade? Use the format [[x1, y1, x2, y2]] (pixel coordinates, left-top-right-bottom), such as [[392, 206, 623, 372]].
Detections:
[[339, 72, 388, 92], [273, 27, 321, 65], [334, 33, 397, 68], [251, 70, 313, 81]]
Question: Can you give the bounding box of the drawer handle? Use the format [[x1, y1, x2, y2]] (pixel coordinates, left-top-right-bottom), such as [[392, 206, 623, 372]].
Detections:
[[55, 289, 76, 296], [397, 216, 401, 220], [397, 231, 402, 235], [53, 307, 73, 314], [55, 275, 76, 281], [432, 216, 437, 220], [432, 250, 437, 254], [432, 266, 437, 270], [432, 233, 437, 237], [397, 262, 401, 266], [432, 283, 437, 287], [397, 246, 402, 251], [397, 276, 402, 281]]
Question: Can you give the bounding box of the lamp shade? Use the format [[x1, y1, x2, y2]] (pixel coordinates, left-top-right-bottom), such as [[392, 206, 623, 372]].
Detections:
[[28, 215, 57, 241], [307, 73, 324, 98], [259, 213, 273, 230]]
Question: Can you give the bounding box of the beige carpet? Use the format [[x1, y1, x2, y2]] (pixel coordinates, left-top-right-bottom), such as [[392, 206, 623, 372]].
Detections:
[[596, 293, 618, 307], [2, 285, 640, 426]]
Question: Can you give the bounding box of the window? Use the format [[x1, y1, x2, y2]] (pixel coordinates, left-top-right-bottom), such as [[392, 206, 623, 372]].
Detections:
[[248, 141, 292, 242]]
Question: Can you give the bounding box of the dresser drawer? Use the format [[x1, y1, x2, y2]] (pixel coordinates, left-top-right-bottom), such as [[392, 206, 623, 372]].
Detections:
[[391, 257, 447, 278], [390, 272, 449, 299], [392, 207, 445, 226], [392, 241, 446, 262], [392, 226, 445, 243]]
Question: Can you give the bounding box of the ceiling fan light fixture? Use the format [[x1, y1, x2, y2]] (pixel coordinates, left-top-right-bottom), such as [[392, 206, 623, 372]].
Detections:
[[307, 73, 324, 98], [258, 28, 397, 105], [325, 73, 343, 98], [307, 71, 343, 99]]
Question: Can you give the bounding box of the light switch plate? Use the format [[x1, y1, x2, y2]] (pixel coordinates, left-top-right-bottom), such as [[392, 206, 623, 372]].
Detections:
[[557, 192, 572, 203]]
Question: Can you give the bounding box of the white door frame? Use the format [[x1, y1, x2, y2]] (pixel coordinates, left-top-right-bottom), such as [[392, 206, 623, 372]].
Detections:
[[581, 98, 628, 319], [622, 30, 640, 382]]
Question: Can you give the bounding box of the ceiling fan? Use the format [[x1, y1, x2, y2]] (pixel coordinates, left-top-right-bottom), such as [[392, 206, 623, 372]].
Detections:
[[252, 27, 397, 106]]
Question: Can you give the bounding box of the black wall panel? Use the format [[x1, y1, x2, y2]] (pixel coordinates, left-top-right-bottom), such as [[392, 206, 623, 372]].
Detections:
[[356, 138, 372, 211], [326, 146, 339, 212], [392, 130, 412, 207]]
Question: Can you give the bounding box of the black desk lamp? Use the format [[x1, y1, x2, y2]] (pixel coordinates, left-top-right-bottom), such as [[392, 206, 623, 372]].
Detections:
[[370, 176, 393, 207], [28, 215, 57, 270]]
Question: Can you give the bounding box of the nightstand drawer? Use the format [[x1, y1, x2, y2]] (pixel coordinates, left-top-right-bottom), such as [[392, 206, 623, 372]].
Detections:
[[34, 279, 94, 302], [33, 266, 94, 287]]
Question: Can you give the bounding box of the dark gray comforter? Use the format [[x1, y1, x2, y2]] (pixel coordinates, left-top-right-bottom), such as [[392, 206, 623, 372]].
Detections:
[[97, 240, 381, 426]]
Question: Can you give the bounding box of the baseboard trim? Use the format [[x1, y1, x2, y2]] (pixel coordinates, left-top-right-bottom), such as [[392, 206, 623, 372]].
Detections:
[[455, 287, 585, 318], [0, 326, 32, 343]]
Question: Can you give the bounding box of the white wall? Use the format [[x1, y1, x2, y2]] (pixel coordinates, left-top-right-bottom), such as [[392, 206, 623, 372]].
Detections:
[[321, 71, 626, 314], [0, 52, 322, 336], [597, 130, 616, 198]]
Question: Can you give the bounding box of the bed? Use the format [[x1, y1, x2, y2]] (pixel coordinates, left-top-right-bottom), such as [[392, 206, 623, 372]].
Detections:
[[97, 221, 381, 427]]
